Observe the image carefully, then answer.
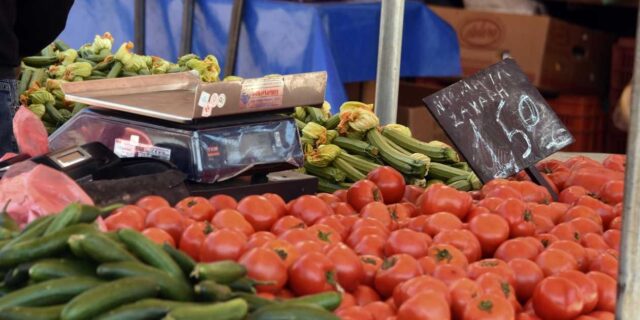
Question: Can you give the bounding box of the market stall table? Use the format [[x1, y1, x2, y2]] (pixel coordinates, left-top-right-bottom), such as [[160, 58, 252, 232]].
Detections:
[[58, 0, 461, 111]]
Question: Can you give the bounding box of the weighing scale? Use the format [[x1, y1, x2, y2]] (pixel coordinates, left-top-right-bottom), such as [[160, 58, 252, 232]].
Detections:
[[48, 71, 327, 200]]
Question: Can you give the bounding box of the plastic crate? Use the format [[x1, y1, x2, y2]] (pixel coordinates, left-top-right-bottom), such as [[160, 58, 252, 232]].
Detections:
[[606, 37, 634, 153], [547, 95, 605, 152]]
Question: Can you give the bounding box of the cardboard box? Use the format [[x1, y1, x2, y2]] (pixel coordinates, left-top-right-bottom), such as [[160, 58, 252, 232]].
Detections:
[[430, 6, 613, 94]]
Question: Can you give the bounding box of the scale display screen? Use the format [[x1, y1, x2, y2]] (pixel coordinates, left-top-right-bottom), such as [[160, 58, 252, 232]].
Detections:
[[54, 150, 88, 167]]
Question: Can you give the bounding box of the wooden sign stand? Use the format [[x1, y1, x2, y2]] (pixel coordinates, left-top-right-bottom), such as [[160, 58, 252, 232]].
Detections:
[[524, 166, 558, 201]]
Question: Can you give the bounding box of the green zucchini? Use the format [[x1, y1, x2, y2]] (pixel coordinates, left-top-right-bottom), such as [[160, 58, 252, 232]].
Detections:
[[247, 303, 339, 320], [164, 298, 248, 320], [71, 232, 139, 263], [191, 261, 247, 284], [28, 259, 95, 282], [117, 228, 185, 279], [162, 243, 196, 276], [285, 292, 342, 311], [95, 299, 195, 320], [0, 276, 102, 309], [0, 304, 64, 320], [194, 280, 233, 301]]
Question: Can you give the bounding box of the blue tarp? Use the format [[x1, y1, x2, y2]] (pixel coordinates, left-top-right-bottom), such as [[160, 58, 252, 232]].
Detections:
[[60, 0, 461, 111]]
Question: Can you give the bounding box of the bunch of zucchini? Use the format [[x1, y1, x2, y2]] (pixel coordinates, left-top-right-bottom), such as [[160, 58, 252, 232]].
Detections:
[[294, 103, 482, 192], [0, 204, 341, 320]]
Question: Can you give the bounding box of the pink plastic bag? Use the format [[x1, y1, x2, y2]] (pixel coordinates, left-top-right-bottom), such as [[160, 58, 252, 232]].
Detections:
[[13, 105, 49, 157]]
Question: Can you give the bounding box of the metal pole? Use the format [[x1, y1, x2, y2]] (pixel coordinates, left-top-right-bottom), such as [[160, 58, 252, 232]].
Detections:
[[617, 6, 640, 320], [134, 0, 146, 54], [180, 0, 195, 56], [374, 0, 405, 125], [224, 0, 245, 77]]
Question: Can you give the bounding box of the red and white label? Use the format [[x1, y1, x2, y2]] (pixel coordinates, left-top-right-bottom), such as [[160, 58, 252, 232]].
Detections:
[[239, 77, 284, 109]]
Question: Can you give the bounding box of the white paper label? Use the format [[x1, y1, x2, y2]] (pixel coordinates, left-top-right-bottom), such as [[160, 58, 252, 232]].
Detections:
[[198, 91, 211, 108], [113, 138, 172, 161]]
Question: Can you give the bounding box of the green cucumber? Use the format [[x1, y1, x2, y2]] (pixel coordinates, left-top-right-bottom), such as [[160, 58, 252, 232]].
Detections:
[[22, 56, 58, 68], [43, 204, 82, 236], [247, 303, 339, 320], [4, 215, 55, 249], [61, 276, 159, 320], [29, 259, 95, 282], [4, 263, 33, 289], [96, 261, 193, 301], [0, 276, 102, 309], [230, 292, 273, 311], [191, 261, 247, 284], [71, 232, 139, 263], [162, 243, 196, 276], [96, 299, 196, 320], [0, 304, 64, 320], [228, 277, 258, 293], [285, 292, 342, 311], [117, 229, 185, 279], [164, 298, 248, 320], [194, 280, 233, 301]]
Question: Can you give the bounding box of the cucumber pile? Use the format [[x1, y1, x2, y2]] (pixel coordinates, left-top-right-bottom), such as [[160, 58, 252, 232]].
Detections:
[[294, 102, 482, 192], [0, 205, 341, 320]]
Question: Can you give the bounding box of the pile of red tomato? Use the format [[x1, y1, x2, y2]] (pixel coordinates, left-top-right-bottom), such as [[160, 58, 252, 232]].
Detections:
[[103, 154, 626, 320]]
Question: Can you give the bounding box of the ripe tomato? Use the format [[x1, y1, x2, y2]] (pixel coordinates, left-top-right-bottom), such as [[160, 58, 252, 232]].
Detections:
[[289, 195, 333, 225], [571, 217, 604, 237], [289, 252, 337, 296], [418, 256, 437, 275], [559, 186, 590, 205], [236, 195, 279, 231], [567, 167, 624, 195], [432, 264, 467, 287], [419, 184, 472, 219], [354, 234, 387, 257], [136, 195, 170, 212], [403, 185, 425, 204], [317, 192, 341, 205], [532, 214, 555, 234], [393, 275, 450, 306], [239, 247, 287, 293], [468, 213, 510, 257], [347, 225, 388, 248], [353, 285, 381, 306], [374, 254, 422, 297], [387, 203, 416, 226], [537, 233, 560, 249], [360, 202, 394, 230], [362, 301, 394, 320], [270, 215, 305, 235], [508, 258, 544, 303], [294, 240, 324, 254], [406, 215, 429, 232], [360, 255, 382, 287], [466, 206, 491, 221], [515, 181, 552, 204], [483, 184, 524, 200], [367, 166, 406, 204], [537, 159, 570, 190], [348, 180, 384, 212], [548, 240, 588, 271], [532, 276, 584, 320], [210, 209, 255, 237], [558, 270, 598, 314], [327, 243, 364, 292], [602, 154, 625, 172], [175, 197, 215, 221], [608, 216, 621, 230], [477, 197, 504, 212], [316, 215, 347, 239], [494, 238, 540, 262], [334, 189, 348, 202], [208, 194, 237, 211], [104, 206, 145, 232], [199, 229, 247, 262], [261, 239, 299, 268], [278, 228, 316, 245], [589, 251, 618, 280], [587, 271, 616, 312], [599, 180, 624, 206], [581, 233, 610, 251], [384, 229, 431, 259], [528, 203, 562, 225], [587, 311, 615, 320], [337, 292, 357, 310], [145, 207, 185, 243], [475, 272, 521, 312], [603, 229, 620, 251], [495, 198, 535, 238], [142, 227, 175, 247], [550, 222, 582, 242], [427, 243, 469, 268], [331, 202, 357, 216], [467, 259, 516, 287], [262, 193, 287, 218], [336, 306, 374, 320], [179, 222, 212, 260], [463, 293, 515, 320], [433, 229, 482, 263], [397, 291, 451, 320], [562, 204, 602, 225], [307, 224, 342, 248], [449, 278, 482, 319], [245, 231, 276, 250], [423, 212, 463, 237], [535, 248, 578, 277]]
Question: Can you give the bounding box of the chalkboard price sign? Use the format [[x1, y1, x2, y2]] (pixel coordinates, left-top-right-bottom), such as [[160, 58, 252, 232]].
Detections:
[[423, 59, 574, 184]]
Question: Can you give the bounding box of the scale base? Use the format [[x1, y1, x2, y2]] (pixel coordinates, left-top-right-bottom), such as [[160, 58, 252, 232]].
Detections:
[[187, 171, 318, 202]]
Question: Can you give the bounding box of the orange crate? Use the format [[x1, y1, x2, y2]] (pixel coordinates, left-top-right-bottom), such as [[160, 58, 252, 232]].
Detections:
[[547, 95, 605, 152]]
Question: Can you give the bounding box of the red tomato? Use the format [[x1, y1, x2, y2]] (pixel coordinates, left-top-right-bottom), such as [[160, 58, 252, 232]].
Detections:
[[374, 254, 422, 297], [334, 189, 348, 202], [433, 229, 482, 263], [331, 202, 357, 216], [270, 216, 305, 235], [483, 184, 524, 200], [208, 194, 238, 211], [495, 198, 535, 238], [532, 276, 584, 320], [508, 258, 544, 303], [533, 214, 555, 234], [558, 270, 599, 314], [199, 229, 247, 262], [179, 222, 212, 260], [563, 203, 603, 225], [397, 291, 451, 320], [367, 166, 406, 204], [136, 195, 170, 212], [535, 248, 578, 277], [327, 243, 365, 292], [609, 216, 621, 231], [384, 229, 431, 259], [353, 234, 387, 257], [406, 215, 430, 232], [587, 271, 616, 312], [393, 275, 450, 306], [261, 239, 299, 268], [262, 193, 287, 218], [536, 233, 560, 249], [336, 306, 374, 320], [528, 203, 563, 225], [418, 256, 437, 275], [289, 195, 333, 225], [423, 212, 463, 237], [566, 167, 624, 194], [427, 243, 469, 269], [387, 203, 416, 226], [581, 233, 610, 251], [537, 159, 570, 190], [602, 154, 625, 172], [475, 272, 521, 312], [360, 255, 383, 287], [175, 196, 215, 221], [466, 206, 491, 221], [278, 228, 316, 245], [603, 229, 620, 251], [494, 238, 540, 262], [289, 252, 337, 296], [449, 278, 482, 319], [104, 207, 145, 232], [547, 240, 588, 272], [515, 181, 552, 204], [294, 240, 324, 254], [347, 225, 388, 248], [245, 231, 276, 250], [468, 213, 510, 257], [550, 222, 582, 242], [210, 209, 255, 237], [419, 184, 472, 219], [348, 180, 384, 212], [477, 197, 504, 213], [432, 264, 467, 287], [403, 185, 425, 204], [353, 285, 381, 306], [307, 224, 342, 248], [145, 207, 185, 243], [599, 180, 624, 207], [236, 195, 279, 231], [142, 227, 175, 247], [337, 292, 357, 311], [589, 251, 618, 280], [571, 217, 604, 237], [362, 301, 394, 320], [463, 293, 516, 320], [360, 202, 394, 230], [239, 247, 287, 293], [467, 259, 516, 287], [559, 186, 590, 205], [317, 192, 341, 205], [315, 215, 347, 239], [587, 311, 615, 320]]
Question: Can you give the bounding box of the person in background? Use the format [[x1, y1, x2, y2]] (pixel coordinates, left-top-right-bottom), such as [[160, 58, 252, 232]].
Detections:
[[0, 0, 75, 155], [613, 82, 632, 132]]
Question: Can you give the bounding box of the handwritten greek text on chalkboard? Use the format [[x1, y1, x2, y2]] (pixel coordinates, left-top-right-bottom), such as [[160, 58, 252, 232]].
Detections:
[[423, 59, 574, 183]]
